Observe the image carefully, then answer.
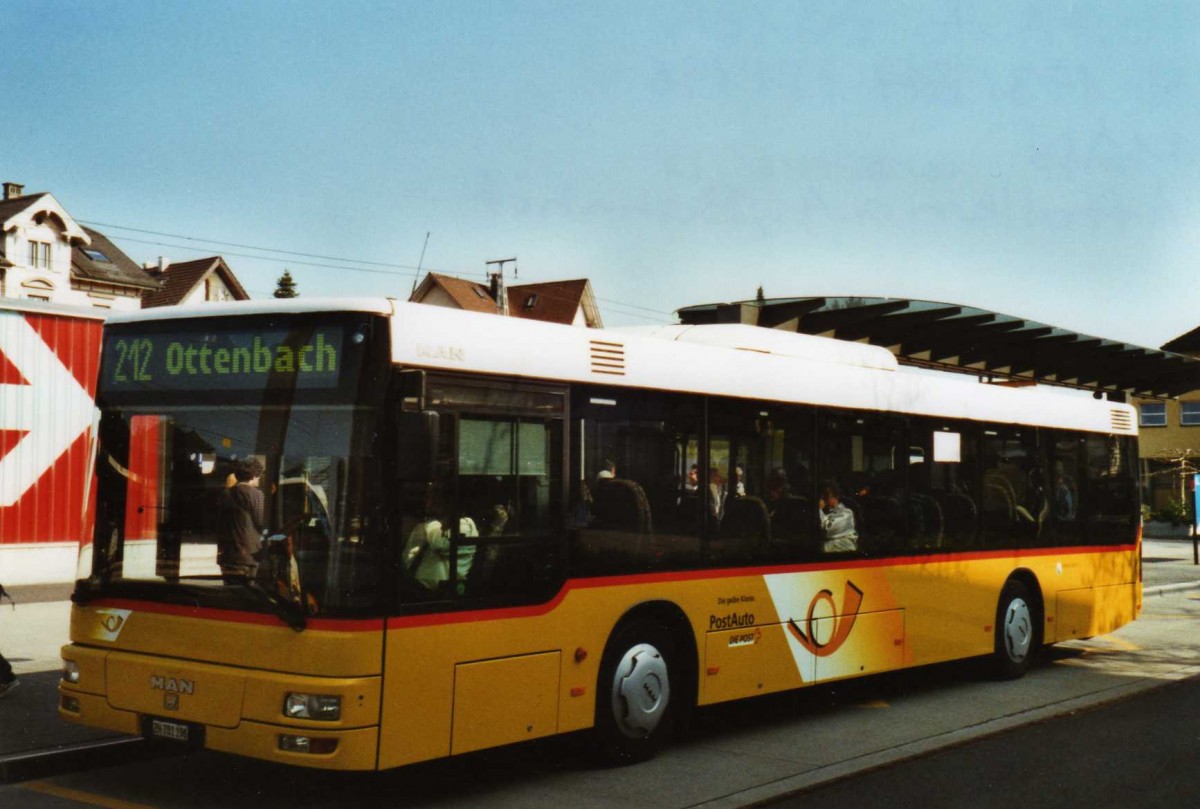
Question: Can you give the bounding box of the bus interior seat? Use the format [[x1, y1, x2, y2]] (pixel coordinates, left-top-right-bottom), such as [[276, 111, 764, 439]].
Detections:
[[942, 492, 978, 544], [983, 482, 1015, 521], [863, 495, 902, 551], [770, 496, 811, 545], [720, 496, 770, 544], [593, 478, 652, 533], [907, 492, 944, 546]]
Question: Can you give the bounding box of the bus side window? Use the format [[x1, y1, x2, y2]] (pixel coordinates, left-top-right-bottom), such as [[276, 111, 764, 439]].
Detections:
[[569, 389, 704, 575], [818, 411, 906, 557], [1084, 434, 1137, 545], [457, 417, 563, 601]]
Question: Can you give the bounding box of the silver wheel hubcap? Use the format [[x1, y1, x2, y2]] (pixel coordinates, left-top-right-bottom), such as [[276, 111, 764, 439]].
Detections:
[[611, 642, 670, 739], [1003, 597, 1032, 662]]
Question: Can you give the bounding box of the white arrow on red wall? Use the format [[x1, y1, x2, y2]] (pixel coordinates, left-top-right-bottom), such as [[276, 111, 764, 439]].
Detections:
[[0, 314, 96, 508]]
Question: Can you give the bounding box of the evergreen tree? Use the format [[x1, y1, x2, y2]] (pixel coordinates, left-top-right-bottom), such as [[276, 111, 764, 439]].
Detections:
[[274, 270, 299, 299]]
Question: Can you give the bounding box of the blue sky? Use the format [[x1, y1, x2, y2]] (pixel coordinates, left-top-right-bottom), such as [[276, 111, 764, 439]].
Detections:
[[6, 2, 1200, 345]]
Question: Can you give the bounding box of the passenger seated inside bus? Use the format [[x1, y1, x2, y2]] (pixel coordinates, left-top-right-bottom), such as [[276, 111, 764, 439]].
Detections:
[[1053, 464, 1076, 521], [572, 480, 594, 527], [819, 481, 858, 553], [732, 464, 746, 498], [256, 531, 311, 610], [764, 468, 791, 511], [403, 487, 478, 591], [486, 503, 510, 535], [708, 467, 726, 519]]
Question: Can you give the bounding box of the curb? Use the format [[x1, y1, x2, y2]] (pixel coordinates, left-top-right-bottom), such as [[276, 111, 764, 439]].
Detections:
[[1143, 581, 1200, 597], [700, 663, 1200, 809], [0, 737, 149, 784]]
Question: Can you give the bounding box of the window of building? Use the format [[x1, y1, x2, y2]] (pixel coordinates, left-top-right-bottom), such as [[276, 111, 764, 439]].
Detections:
[[1139, 402, 1167, 427], [82, 248, 110, 262], [1182, 402, 1200, 426], [29, 241, 50, 269]]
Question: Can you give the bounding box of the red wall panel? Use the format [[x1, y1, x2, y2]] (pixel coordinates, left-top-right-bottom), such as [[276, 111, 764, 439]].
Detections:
[[0, 306, 103, 546]]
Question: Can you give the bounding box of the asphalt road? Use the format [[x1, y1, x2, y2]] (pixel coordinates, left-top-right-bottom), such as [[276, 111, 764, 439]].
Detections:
[[3, 587, 1199, 808], [772, 672, 1200, 809]]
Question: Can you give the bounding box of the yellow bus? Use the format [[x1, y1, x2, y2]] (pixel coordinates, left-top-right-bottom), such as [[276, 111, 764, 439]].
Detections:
[[60, 298, 1141, 769]]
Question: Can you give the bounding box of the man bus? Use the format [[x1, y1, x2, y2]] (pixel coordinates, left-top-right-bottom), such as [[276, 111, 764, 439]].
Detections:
[[60, 298, 1141, 769]]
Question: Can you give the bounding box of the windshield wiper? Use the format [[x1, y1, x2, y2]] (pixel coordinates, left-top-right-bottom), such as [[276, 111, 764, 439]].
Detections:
[[244, 580, 308, 632]]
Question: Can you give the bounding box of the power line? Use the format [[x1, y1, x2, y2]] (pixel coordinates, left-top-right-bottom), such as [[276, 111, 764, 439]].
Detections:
[[80, 220, 418, 272], [110, 236, 420, 277], [87, 220, 675, 321]]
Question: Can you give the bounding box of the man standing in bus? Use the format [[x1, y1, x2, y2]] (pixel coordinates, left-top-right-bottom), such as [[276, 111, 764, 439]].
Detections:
[[818, 482, 858, 553], [218, 458, 267, 581]]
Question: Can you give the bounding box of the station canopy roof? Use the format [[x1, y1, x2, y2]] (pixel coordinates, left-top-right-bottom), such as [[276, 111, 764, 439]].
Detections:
[[676, 296, 1200, 399]]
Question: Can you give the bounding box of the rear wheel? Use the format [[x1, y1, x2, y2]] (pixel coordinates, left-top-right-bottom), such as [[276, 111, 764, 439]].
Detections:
[[992, 579, 1038, 679], [594, 622, 677, 764]]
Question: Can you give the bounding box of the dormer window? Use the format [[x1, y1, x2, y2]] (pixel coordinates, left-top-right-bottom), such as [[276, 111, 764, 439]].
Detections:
[[524, 294, 538, 309], [29, 241, 50, 269]]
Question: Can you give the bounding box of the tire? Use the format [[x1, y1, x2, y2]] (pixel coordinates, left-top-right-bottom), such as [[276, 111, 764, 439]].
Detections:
[[593, 621, 678, 765], [992, 579, 1038, 680]]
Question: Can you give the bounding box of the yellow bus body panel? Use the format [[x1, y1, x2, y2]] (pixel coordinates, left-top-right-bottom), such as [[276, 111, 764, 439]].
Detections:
[[63, 546, 1139, 771], [62, 604, 385, 770]]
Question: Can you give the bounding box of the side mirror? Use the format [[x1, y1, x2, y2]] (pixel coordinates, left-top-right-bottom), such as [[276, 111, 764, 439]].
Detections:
[[397, 410, 439, 482]]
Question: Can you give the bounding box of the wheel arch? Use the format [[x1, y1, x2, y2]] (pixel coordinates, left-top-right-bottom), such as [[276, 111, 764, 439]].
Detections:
[[605, 600, 699, 713]]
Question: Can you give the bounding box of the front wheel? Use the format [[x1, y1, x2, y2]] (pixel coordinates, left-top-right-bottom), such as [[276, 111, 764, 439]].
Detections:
[[593, 622, 678, 764], [992, 579, 1038, 680]]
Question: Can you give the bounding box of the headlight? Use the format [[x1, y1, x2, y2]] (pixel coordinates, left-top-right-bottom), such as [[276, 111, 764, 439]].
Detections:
[[62, 659, 80, 684], [284, 693, 341, 721]]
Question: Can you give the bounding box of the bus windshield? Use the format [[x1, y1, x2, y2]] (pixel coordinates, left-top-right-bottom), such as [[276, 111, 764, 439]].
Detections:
[[77, 312, 389, 621]]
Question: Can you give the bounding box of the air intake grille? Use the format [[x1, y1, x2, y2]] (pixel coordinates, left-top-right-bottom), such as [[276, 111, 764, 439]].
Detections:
[[589, 340, 625, 376], [1111, 409, 1133, 432]]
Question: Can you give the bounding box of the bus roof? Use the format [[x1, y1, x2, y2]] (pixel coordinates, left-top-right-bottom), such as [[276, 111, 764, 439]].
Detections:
[[388, 302, 1136, 436], [101, 297, 1135, 436], [104, 296, 397, 324]]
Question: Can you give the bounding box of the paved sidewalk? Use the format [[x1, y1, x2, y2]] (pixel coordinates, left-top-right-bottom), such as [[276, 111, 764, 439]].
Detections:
[[0, 583, 137, 782], [1, 538, 1197, 783], [1141, 534, 1200, 593]]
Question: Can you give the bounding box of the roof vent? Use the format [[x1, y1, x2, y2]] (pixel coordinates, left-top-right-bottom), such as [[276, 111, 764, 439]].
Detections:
[[589, 339, 625, 376], [1110, 409, 1133, 432]]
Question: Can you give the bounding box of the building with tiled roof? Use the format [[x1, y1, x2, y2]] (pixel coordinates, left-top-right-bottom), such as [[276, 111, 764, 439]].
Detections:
[[411, 271, 602, 328], [506, 278, 602, 328], [411, 272, 505, 314], [0, 182, 155, 309], [140, 256, 249, 308]]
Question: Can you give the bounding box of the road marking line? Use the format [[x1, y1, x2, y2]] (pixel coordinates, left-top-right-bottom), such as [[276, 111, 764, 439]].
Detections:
[[855, 699, 890, 709], [21, 780, 158, 809], [1097, 636, 1142, 652]]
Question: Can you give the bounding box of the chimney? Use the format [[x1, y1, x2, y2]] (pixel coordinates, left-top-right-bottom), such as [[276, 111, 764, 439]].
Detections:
[[3, 182, 24, 200], [143, 256, 170, 276]]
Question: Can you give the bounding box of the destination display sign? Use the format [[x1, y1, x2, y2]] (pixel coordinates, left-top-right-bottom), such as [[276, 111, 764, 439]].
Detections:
[[100, 325, 345, 392]]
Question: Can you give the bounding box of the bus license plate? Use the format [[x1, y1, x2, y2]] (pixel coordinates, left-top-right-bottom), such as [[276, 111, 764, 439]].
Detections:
[[150, 719, 190, 743]]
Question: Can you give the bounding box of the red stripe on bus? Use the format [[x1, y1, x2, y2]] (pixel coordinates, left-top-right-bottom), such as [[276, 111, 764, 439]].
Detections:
[[84, 543, 1137, 632], [388, 543, 1138, 629], [84, 598, 385, 632]]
